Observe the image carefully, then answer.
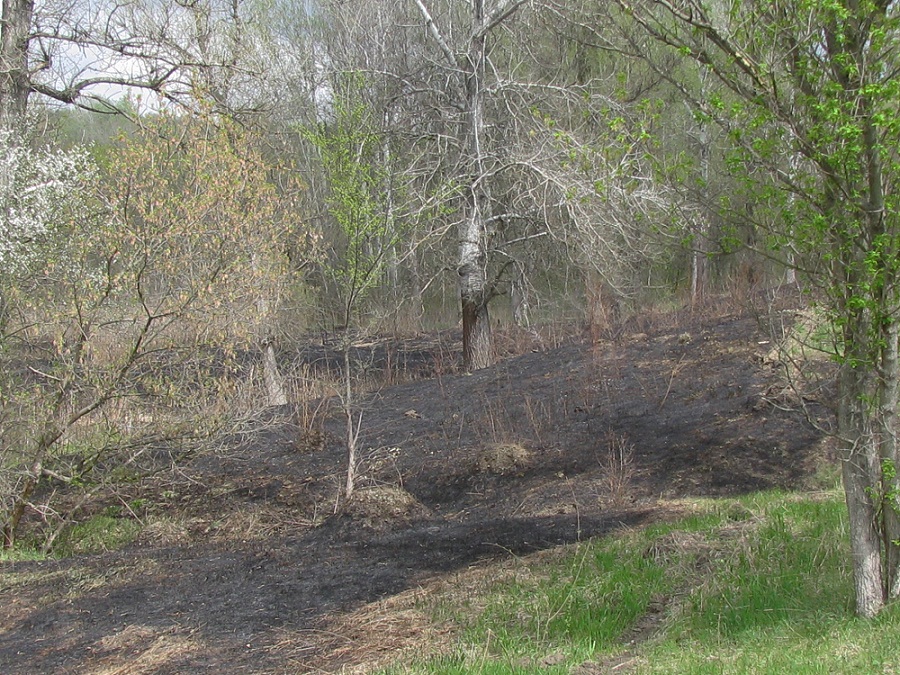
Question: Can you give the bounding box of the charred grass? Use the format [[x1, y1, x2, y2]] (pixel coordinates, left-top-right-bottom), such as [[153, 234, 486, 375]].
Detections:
[[0, 300, 857, 674]]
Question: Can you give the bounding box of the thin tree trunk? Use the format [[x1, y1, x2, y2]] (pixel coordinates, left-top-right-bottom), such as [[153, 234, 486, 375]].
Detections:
[[839, 353, 886, 618], [342, 335, 358, 501], [878, 319, 900, 598], [691, 123, 710, 308], [511, 262, 530, 328]]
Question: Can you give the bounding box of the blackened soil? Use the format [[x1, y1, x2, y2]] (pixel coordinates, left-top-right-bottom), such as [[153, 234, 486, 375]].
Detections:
[[0, 307, 828, 674]]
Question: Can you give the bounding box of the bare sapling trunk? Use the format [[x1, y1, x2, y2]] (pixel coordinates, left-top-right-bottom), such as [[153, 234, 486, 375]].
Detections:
[[511, 262, 530, 328], [343, 338, 357, 501], [339, 304, 363, 505]]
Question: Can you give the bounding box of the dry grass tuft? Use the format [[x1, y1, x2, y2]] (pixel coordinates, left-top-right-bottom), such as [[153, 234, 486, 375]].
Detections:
[[138, 517, 193, 547], [599, 431, 636, 506], [211, 503, 315, 541], [343, 486, 431, 530], [87, 626, 201, 675], [476, 442, 533, 475]]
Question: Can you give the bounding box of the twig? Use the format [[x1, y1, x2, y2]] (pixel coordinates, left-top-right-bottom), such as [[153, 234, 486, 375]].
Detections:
[[658, 353, 688, 410]]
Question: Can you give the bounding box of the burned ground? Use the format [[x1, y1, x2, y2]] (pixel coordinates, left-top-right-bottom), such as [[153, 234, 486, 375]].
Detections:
[[0, 304, 829, 674]]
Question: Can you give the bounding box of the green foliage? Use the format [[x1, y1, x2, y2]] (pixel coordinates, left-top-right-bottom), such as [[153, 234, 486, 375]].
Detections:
[[301, 77, 401, 320]]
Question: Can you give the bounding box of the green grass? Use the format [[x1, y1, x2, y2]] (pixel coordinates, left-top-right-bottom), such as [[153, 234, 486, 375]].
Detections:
[[0, 546, 48, 562], [381, 487, 900, 674], [51, 514, 142, 557]]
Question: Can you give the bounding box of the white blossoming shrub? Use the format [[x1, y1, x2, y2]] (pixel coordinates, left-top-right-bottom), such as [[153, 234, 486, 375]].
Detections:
[[0, 131, 97, 272]]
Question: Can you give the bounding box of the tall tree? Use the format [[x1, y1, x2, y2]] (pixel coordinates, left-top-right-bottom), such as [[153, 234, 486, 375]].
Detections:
[[616, 0, 900, 617], [412, 0, 529, 370]]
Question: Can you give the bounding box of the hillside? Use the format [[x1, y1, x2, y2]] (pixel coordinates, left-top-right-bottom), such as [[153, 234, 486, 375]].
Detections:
[[0, 304, 829, 674]]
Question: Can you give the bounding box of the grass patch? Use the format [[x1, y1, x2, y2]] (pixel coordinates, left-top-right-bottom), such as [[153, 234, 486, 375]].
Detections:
[[380, 488, 900, 675], [52, 514, 142, 557], [0, 546, 47, 563]]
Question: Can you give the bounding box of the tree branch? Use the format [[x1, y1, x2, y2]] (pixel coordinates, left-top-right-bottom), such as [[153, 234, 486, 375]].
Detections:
[[473, 0, 529, 41], [412, 0, 458, 69]]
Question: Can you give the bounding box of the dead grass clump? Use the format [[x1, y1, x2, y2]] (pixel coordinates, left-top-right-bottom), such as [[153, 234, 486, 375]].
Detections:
[[643, 530, 713, 566], [211, 503, 313, 541], [138, 517, 193, 547], [599, 431, 635, 506], [476, 442, 533, 475], [643, 515, 761, 574], [343, 486, 431, 529], [94, 624, 160, 652], [89, 628, 201, 675]]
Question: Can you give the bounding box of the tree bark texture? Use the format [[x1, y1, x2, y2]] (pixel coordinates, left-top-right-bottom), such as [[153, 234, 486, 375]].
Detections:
[[458, 0, 493, 371], [838, 356, 886, 618], [0, 0, 32, 132]]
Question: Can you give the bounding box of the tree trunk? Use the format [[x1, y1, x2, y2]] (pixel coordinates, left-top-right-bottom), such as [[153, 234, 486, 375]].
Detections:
[[458, 0, 493, 372], [342, 336, 359, 502], [0, 0, 32, 132], [459, 203, 492, 369], [511, 262, 530, 328], [253, 253, 287, 407], [690, 121, 710, 308], [462, 292, 492, 370], [878, 319, 900, 598], [262, 340, 287, 407], [839, 338, 886, 618]]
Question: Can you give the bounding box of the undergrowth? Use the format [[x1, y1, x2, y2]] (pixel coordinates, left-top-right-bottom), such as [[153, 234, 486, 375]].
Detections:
[[382, 485, 900, 674]]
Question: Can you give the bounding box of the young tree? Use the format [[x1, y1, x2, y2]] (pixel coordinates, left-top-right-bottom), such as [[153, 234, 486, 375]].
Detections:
[[0, 113, 302, 549], [617, 0, 900, 617], [303, 89, 399, 500]]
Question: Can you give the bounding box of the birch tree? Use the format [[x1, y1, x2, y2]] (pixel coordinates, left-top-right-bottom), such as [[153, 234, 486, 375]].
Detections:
[[411, 0, 530, 370]]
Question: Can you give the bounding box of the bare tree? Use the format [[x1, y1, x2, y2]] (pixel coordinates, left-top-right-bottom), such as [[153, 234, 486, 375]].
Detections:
[[0, 0, 283, 132], [409, 0, 530, 370]]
